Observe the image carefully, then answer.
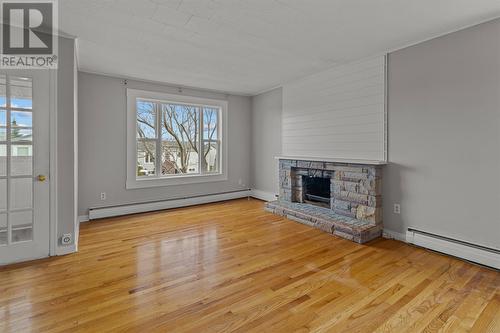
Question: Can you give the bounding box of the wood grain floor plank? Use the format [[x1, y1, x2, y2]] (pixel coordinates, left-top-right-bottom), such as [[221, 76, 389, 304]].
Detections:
[[0, 198, 498, 333]]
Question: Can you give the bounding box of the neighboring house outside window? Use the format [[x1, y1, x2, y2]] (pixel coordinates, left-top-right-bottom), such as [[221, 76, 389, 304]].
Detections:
[[14, 146, 30, 156], [127, 89, 227, 188]]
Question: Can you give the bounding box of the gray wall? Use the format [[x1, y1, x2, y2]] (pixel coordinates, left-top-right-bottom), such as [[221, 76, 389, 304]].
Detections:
[[250, 88, 282, 195], [57, 36, 78, 251], [249, 19, 500, 250], [384, 18, 500, 249], [78, 72, 251, 216]]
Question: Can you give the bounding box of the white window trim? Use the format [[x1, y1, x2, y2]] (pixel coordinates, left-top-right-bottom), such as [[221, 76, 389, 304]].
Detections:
[[126, 89, 228, 189]]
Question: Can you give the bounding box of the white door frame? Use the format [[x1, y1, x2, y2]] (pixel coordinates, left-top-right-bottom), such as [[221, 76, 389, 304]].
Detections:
[[49, 69, 58, 256]]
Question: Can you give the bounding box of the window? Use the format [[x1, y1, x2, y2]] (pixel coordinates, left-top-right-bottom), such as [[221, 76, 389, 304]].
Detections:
[[15, 146, 30, 156], [127, 89, 227, 188]]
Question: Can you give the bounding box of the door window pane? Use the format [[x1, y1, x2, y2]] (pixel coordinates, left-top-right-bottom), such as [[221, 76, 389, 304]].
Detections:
[[10, 77, 32, 109], [0, 144, 5, 176], [11, 111, 32, 127], [0, 179, 6, 210], [11, 210, 33, 243], [10, 178, 32, 210], [11, 145, 32, 176], [0, 213, 6, 245], [136, 100, 156, 139], [137, 141, 156, 177], [12, 227, 32, 243], [0, 84, 5, 108], [0, 75, 5, 110], [11, 128, 32, 142]]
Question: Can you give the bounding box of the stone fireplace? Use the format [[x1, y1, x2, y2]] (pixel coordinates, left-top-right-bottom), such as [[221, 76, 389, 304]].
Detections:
[[265, 158, 384, 243]]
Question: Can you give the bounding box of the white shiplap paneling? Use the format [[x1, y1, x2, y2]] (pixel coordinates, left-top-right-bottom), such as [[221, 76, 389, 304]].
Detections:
[[282, 56, 386, 161]]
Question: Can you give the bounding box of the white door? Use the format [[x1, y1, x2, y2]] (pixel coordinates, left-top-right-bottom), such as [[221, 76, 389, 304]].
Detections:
[[0, 69, 50, 265]]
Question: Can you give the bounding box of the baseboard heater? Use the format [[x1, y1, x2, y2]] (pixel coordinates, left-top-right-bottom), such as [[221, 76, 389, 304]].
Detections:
[[406, 228, 500, 270], [88, 189, 251, 220]]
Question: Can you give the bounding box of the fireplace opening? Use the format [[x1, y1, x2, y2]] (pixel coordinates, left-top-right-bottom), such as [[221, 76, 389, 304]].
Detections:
[[303, 176, 331, 208]]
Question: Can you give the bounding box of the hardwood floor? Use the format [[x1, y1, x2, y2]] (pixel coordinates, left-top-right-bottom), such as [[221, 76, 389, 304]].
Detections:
[[0, 198, 499, 332]]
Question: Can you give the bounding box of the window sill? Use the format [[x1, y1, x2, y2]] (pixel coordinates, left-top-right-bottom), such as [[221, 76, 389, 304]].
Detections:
[[126, 173, 227, 189]]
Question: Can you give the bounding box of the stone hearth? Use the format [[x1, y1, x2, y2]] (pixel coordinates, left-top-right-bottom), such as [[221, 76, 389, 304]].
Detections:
[[265, 158, 383, 244]]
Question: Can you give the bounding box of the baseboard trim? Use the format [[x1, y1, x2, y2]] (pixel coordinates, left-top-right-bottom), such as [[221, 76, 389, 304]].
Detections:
[[55, 244, 77, 256], [250, 189, 277, 202], [78, 215, 89, 223], [88, 190, 251, 220], [406, 229, 500, 270], [382, 229, 406, 242]]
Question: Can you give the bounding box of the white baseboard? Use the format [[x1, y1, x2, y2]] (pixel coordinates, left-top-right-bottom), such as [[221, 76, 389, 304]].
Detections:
[[88, 190, 251, 220], [382, 229, 407, 242], [55, 244, 77, 256], [78, 215, 89, 223], [250, 189, 277, 202], [406, 229, 500, 270]]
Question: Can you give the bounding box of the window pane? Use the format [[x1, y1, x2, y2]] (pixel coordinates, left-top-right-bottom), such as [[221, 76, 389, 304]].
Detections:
[[10, 77, 32, 109], [137, 140, 156, 177], [10, 178, 32, 210], [0, 144, 5, 176], [0, 128, 5, 141], [12, 227, 32, 243], [161, 104, 199, 175], [203, 107, 218, 140], [203, 141, 219, 173], [0, 109, 5, 125], [0, 213, 6, 245], [161, 142, 198, 175], [11, 128, 32, 142], [0, 179, 6, 210], [11, 111, 32, 127], [0, 85, 5, 108], [11, 211, 33, 243], [137, 100, 156, 139], [11, 145, 32, 176]]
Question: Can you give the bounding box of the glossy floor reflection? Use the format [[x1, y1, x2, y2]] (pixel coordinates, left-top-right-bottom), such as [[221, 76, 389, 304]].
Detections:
[[0, 198, 499, 332]]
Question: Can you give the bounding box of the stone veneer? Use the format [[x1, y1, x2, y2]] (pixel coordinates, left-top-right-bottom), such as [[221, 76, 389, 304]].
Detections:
[[265, 159, 383, 243]]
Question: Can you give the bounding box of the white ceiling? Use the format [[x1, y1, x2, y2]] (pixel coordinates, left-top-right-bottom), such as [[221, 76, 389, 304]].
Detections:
[[60, 0, 500, 95]]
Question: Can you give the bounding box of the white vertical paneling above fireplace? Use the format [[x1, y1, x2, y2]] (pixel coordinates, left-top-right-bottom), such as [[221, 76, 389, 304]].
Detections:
[[282, 56, 386, 162]]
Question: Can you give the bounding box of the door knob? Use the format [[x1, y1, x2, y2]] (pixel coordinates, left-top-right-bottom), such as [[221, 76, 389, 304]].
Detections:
[[37, 175, 47, 182]]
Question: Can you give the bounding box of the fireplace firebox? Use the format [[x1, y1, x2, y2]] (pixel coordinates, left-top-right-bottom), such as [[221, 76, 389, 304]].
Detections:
[[302, 176, 331, 208]]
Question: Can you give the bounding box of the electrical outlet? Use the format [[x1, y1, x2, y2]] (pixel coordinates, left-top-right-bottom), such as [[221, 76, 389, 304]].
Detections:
[[393, 203, 401, 214], [100, 192, 106, 200], [61, 233, 72, 245]]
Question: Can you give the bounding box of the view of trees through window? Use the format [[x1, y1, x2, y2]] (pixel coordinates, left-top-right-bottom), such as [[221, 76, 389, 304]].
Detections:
[[136, 99, 219, 178]]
